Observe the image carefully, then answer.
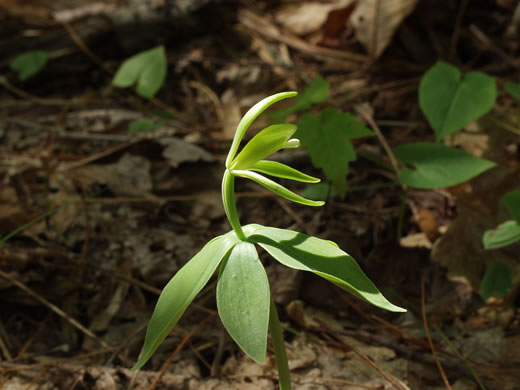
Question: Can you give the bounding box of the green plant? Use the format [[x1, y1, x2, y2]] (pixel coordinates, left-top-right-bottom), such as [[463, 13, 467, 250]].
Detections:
[[112, 45, 167, 99], [483, 190, 520, 249], [131, 92, 405, 388], [271, 77, 375, 198], [10, 50, 48, 80], [394, 61, 497, 189]]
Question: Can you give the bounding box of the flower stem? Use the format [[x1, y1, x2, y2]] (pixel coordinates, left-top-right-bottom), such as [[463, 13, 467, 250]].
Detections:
[[222, 169, 246, 241], [269, 294, 292, 390]]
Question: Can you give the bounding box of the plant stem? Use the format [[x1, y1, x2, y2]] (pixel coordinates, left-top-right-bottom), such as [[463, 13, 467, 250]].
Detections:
[[222, 169, 246, 240], [269, 294, 292, 390]]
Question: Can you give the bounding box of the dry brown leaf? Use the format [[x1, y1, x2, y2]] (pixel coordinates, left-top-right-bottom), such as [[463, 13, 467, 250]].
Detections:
[[350, 0, 419, 58], [275, 0, 355, 35]]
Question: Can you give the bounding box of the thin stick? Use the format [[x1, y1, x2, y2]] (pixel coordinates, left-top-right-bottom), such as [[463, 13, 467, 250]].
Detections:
[[144, 312, 217, 390], [356, 105, 401, 181], [0, 270, 111, 350], [421, 280, 452, 390]]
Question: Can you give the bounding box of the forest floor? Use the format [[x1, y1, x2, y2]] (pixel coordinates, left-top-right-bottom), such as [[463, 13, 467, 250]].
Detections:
[[1, 1, 520, 389]]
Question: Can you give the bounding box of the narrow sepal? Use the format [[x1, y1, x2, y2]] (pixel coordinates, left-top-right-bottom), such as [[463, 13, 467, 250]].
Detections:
[[231, 124, 297, 170], [226, 92, 297, 167], [232, 170, 324, 206], [249, 160, 320, 183]]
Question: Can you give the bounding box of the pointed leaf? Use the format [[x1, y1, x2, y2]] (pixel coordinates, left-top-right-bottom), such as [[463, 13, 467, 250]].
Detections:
[[10, 50, 48, 80], [231, 124, 297, 170], [217, 242, 270, 362], [394, 143, 496, 189], [232, 170, 324, 206], [419, 61, 497, 140], [296, 108, 374, 198], [480, 261, 512, 300], [244, 224, 405, 312], [132, 232, 240, 370], [112, 46, 167, 99], [502, 190, 520, 223], [226, 92, 297, 167], [483, 220, 520, 249], [249, 160, 320, 183]]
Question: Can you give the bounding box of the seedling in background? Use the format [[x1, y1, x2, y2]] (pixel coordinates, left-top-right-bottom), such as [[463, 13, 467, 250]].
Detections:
[[483, 190, 520, 249], [10, 50, 48, 81], [132, 92, 405, 389], [271, 76, 375, 198], [112, 45, 167, 99], [394, 62, 497, 189]]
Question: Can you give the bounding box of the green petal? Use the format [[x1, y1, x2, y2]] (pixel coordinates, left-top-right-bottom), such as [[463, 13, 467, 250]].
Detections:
[[232, 170, 324, 206], [225, 92, 297, 167], [230, 124, 297, 170], [244, 224, 406, 313], [132, 231, 241, 370], [217, 242, 270, 362], [249, 160, 320, 183]]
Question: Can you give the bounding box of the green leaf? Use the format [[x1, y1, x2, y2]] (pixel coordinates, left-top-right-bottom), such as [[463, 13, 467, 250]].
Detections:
[[128, 119, 161, 133], [502, 190, 520, 223], [225, 92, 297, 167], [301, 182, 334, 201], [112, 46, 167, 99], [249, 160, 320, 183], [483, 220, 520, 249], [232, 170, 324, 207], [217, 242, 270, 362], [132, 231, 240, 370], [504, 82, 520, 100], [270, 76, 330, 123], [230, 124, 297, 170], [244, 224, 405, 313], [296, 108, 374, 198], [394, 143, 496, 189], [419, 61, 497, 140], [480, 261, 512, 300], [10, 51, 48, 80]]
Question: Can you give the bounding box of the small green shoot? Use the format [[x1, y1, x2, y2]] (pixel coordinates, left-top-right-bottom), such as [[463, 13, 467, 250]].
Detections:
[[394, 143, 496, 189], [419, 61, 497, 141], [132, 92, 405, 389], [483, 189, 520, 249], [480, 261, 513, 300], [128, 119, 161, 133], [112, 45, 167, 99], [10, 50, 48, 80]]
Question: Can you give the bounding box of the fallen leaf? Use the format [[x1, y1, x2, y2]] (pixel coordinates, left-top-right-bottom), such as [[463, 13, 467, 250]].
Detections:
[[350, 0, 419, 58], [275, 0, 355, 36]]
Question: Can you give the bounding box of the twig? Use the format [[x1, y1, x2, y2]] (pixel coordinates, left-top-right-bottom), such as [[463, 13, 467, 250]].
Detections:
[[0, 77, 77, 106], [0, 270, 111, 350], [0, 332, 11, 361], [144, 313, 217, 390], [449, 0, 469, 58], [355, 104, 401, 182], [469, 24, 520, 69], [421, 280, 453, 390], [23, 365, 50, 390], [351, 348, 409, 390]]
